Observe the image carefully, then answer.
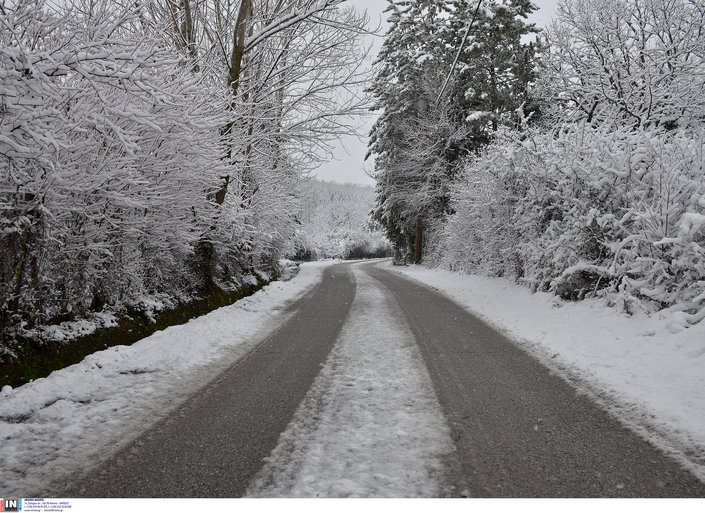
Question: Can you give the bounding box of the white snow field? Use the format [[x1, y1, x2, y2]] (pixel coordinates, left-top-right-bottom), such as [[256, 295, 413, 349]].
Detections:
[[390, 263, 705, 480], [0, 262, 336, 497], [247, 268, 455, 498]]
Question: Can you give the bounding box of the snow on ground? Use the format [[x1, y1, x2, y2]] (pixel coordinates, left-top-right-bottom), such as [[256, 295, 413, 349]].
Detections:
[[390, 263, 705, 479], [247, 267, 455, 498], [0, 261, 335, 497]]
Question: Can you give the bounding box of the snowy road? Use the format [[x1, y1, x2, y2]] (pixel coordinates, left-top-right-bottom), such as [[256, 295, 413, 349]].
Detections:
[[5, 261, 705, 497], [366, 264, 705, 497], [59, 264, 357, 497]]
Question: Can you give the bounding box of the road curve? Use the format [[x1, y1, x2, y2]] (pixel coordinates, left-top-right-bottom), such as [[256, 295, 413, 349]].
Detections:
[[363, 262, 705, 498], [58, 264, 355, 498]]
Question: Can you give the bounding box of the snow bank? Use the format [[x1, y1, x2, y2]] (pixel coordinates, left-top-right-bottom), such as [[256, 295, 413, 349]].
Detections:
[[0, 262, 333, 496], [247, 268, 454, 497], [391, 264, 705, 479]]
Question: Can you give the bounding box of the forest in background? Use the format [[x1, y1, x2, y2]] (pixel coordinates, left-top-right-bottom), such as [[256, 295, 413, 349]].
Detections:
[[0, 0, 378, 349], [370, 0, 705, 328], [290, 179, 391, 261]]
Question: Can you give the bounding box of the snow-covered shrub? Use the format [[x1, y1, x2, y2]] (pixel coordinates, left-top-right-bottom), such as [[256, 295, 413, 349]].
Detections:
[[441, 124, 705, 324], [0, 0, 231, 331]]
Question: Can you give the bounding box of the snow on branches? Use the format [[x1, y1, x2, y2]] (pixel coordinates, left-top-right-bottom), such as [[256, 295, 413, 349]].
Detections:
[[416, 0, 705, 325], [441, 126, 705, 327], [1, 0, 376, 343], [539, 0, 705, 129], [0, 0, 233, 333]]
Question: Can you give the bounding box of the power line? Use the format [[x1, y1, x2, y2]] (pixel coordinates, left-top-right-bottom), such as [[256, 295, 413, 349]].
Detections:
[[436, 0, 485, 103]]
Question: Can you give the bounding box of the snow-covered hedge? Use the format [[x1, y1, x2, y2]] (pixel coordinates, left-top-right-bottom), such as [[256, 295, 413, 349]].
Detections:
[[438, 125, 705, 327], [1, 1, 235, 335], [1, 0, 376, 345], [431, 0, 705, 327]]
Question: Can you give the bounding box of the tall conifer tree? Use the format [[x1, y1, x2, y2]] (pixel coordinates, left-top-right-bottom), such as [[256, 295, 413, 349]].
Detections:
[[369, 0, 539, 262]]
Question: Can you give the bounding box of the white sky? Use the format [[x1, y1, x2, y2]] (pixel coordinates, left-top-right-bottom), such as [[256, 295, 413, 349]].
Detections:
[[313, 0, 561, 186]]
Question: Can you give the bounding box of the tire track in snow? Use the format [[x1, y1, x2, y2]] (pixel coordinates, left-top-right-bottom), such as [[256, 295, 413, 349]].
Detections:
[[246, 267, 455, 497]]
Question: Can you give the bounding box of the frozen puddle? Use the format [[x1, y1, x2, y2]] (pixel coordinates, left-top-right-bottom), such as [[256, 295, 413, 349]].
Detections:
[[247, 267, 455, 497]]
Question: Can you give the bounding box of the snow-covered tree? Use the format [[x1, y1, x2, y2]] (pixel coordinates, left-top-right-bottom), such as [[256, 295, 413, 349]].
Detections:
[[538, 0, 705, 129], [368, 0, 538, 263], [288, 180, 392, 260], [435, 0, 705, 326], [168, 0, 373, 286]]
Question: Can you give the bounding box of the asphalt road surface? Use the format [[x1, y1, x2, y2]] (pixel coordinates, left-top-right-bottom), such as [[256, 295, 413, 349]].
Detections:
[[364, 263, 705, 497], [61, 264, 355, 497], [59, 261, 705, 497]]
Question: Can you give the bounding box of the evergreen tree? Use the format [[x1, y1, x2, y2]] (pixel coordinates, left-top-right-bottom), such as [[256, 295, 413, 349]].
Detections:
[[368, 0, 539, 262], [449, 0, 539, 134]]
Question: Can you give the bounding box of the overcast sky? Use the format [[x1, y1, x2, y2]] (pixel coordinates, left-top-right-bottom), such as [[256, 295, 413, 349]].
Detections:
[[313, 0, 561, 186]]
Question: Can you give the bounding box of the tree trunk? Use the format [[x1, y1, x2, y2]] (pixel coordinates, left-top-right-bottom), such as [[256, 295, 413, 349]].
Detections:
[[181, 0, 199, 70], [196, 0, 253, 292], [229, 0, 253, 100], [217, 0, 253, 205]]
